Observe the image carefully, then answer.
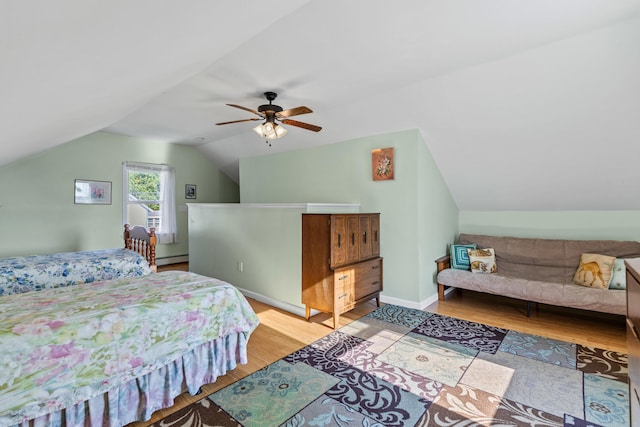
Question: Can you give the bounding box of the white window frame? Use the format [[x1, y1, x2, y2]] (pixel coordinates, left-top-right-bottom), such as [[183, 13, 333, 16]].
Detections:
[[122, 161, 177, 244]]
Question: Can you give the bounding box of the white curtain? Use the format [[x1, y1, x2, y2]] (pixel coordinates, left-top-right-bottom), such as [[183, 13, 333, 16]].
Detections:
[[123, 162, 177, 244], [158, 167, 177, 244]]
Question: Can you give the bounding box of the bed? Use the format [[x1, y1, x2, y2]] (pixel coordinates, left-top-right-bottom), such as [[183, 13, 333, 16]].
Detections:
[[0, 225, 157, 296], [123, 223, 157, 272], [0, 270, 260, 426]]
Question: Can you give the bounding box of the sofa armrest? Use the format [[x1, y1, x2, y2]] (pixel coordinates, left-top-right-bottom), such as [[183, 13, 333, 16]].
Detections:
[[435, 255, 450, 273], [435, 255, 450, 301]]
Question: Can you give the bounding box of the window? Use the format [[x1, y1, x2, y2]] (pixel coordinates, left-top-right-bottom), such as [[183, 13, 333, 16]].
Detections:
[[123, 162, 177, 244]]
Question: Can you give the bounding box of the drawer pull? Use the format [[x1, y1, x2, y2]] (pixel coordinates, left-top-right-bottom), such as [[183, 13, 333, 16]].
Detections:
[[337, 234, 341, 248], [338, 293, 348, 299], [338, 275, 348, 281], [371, 265, 379, 270], [627, 318, 639, 340], [371, 281, 380, 286]]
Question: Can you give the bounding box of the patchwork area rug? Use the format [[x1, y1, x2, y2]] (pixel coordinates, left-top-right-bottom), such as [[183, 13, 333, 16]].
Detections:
[[152, 305, 629, 426]]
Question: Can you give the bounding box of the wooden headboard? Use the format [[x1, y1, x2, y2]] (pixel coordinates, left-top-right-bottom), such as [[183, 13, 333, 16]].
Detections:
[[123, 224, 157, 272]]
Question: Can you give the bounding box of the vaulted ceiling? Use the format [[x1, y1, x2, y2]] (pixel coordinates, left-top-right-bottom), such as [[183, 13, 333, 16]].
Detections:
[[3, 1, 640, 210]]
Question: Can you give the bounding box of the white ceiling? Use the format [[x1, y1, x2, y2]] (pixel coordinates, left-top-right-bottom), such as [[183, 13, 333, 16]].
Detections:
[[3, 1, 640, 210]]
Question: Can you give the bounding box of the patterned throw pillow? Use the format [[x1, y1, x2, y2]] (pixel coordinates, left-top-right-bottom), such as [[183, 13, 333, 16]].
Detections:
[[573, 253, 615, 289], [608, 258, 626, 290], [467, 248, 497, 274], [450, 243, 477, 270]]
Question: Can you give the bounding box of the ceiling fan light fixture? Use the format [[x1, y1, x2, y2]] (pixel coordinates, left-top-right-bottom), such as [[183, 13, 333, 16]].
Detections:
[[253, 122, 287, 140], [220, 91, 320, 140], [274, 124, 288, 138]]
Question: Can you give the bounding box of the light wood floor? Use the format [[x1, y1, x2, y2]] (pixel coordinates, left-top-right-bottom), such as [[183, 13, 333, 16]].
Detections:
[[132, 264, 627, 426], [431, 288, 626, 353]]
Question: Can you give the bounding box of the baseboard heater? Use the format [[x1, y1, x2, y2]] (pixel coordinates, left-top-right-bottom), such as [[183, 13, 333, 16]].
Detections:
[[156, 255, 189, 266]]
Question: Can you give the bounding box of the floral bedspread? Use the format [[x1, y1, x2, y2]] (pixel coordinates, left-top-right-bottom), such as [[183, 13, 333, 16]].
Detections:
[[0, 248, 152, 296], [0, 271, 260, 426]]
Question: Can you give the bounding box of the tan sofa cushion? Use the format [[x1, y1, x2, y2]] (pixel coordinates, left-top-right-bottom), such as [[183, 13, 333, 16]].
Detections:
[[437, 268, 627, 315]]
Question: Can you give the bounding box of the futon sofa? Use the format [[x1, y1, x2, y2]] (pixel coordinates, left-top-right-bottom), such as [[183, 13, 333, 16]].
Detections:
[[435, 234, 640, 316]]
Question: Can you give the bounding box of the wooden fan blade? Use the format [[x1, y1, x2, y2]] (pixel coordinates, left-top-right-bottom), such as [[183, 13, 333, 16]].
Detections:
[[277, 106, 313, 118], [281, 119, 322, 132], [216, 118, 261, 125], [226, 103, 262, 116]]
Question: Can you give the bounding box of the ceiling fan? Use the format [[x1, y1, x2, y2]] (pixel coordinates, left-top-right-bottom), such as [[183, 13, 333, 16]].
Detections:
[[216, 91, 322, 144]]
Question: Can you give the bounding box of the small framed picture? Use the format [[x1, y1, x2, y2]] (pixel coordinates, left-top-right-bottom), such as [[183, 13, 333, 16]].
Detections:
[[74, 179, 112, 204], [185, 184, 197, 199], [372, 147, 394, 181]]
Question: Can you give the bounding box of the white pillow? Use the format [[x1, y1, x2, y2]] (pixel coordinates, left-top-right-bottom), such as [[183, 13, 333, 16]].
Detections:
[[467, 248, 497, 274]]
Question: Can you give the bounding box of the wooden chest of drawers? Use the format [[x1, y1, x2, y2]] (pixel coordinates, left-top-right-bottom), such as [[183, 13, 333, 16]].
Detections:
[[626, 259, 640, 424], [302, 214, 382, 328]]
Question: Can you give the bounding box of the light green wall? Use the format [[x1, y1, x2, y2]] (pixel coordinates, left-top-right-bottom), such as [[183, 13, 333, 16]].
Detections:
[[189, 204, 304, 308], [239, 129, 459, 306], [187, 203, 359, 314], [459, 211, 640, 241], [417, 136, 459, 301], [0, 131, 239, 258]]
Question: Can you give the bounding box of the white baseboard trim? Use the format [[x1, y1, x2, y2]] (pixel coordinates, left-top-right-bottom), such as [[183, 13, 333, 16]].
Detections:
[[379, 294, 436, 311], [238, 288, 312, 318], [156, 255, 189, 266], [380, 287, 455, 311]]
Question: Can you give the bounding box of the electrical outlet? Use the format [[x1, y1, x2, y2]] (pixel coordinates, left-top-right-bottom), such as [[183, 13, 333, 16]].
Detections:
[[237, 261, 244, 272]]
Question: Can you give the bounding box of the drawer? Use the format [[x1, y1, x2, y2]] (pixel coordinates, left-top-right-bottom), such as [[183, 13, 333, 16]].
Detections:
[[354, 277, 382, 301], [353, 258, 382, 279], [334, 282, 354, 313], [334, 266, 356, 313], [334, 268, 354, 286], [628, 318, 640, 387], [628, 266, 640, 329], [354, 258, 382, 301], [632, 383, 640, 427]]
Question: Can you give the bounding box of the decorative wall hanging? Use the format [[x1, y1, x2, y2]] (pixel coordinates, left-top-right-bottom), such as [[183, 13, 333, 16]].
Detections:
[[185, 184, 197, 199], [372, 147, 394, 181], [74, 179, 112, 204]]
